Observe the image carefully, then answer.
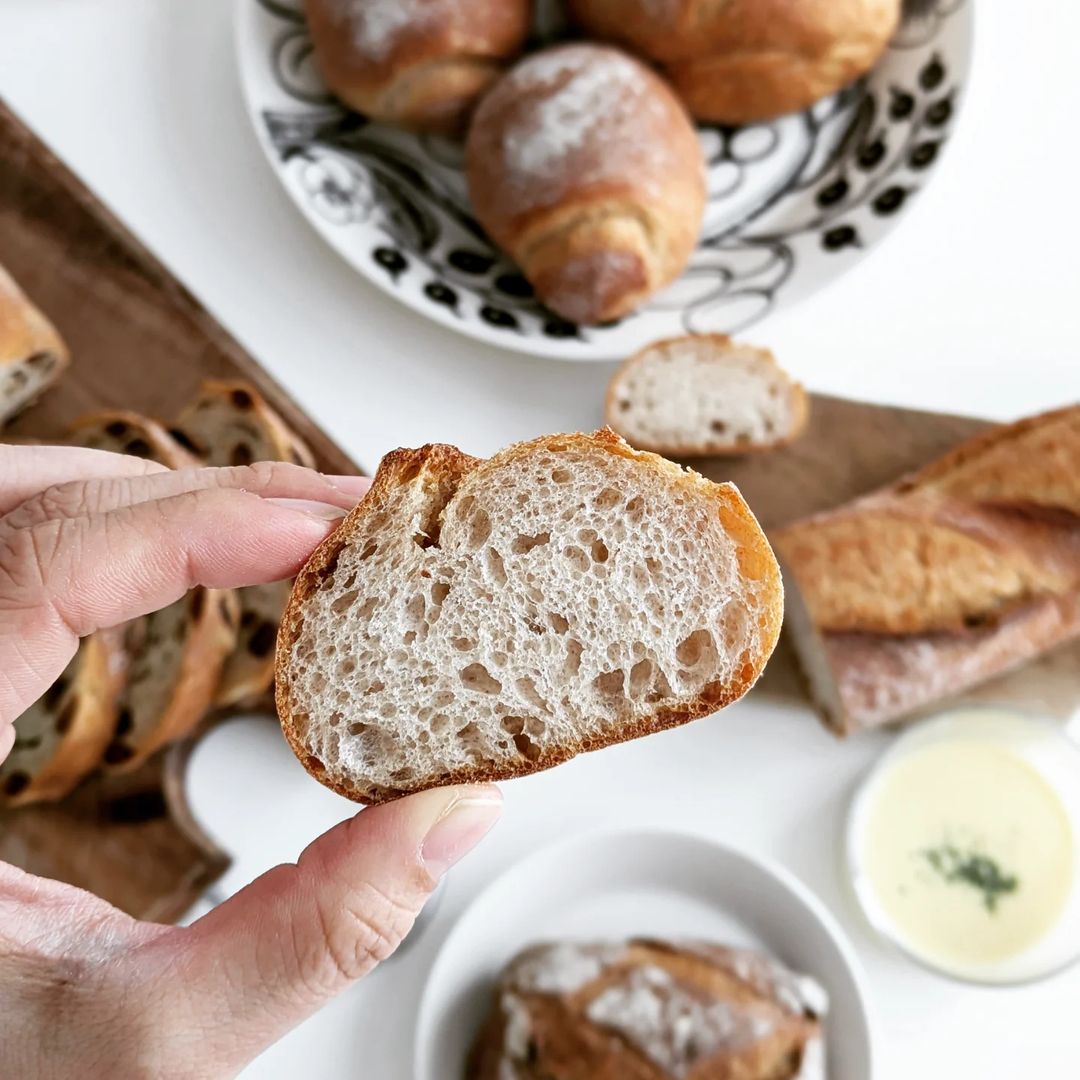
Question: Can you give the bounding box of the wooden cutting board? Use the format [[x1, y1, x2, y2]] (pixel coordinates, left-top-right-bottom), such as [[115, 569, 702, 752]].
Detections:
[[2, 98, 1071, 924], [0, 99, 360, 921]]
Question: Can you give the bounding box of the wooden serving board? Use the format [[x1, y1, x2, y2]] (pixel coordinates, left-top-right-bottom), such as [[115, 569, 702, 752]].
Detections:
[[0, 99, 360, 921]]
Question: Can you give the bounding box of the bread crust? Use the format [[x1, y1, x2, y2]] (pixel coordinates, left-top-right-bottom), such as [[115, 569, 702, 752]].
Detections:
[[277, 429, 782, 804], [605, 333, 810, 457], [0, 631, 127, 808], [466, 44, 705, 325], [305, 0, 530, 132], [569, 0, 900, 122]]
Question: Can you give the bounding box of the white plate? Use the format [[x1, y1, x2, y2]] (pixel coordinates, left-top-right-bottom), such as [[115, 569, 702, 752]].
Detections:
[[235, 0, 973, 361], [414, 829, 874, 1079]]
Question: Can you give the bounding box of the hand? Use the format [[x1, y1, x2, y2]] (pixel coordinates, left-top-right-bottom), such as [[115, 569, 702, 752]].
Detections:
[[0, 444, 503, 1079]]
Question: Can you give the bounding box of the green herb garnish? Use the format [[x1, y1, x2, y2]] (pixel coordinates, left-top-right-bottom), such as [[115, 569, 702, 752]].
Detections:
[[923, 844, 1019, 912]]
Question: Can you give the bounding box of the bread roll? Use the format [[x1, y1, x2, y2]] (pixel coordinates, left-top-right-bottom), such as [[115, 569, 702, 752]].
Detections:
[[467, 939, 827, 1080], [466, 44, 706, 325], [276, 429, 781, 803], [305, 0, 531, 132], [607, 334, 809, 456], [568, 0, 901, 123]]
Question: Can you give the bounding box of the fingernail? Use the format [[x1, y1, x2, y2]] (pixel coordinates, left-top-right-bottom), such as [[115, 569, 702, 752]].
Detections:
[[324, 474, 372, 497], [265, 498, 348, 521], [421, 790, 502, 879]]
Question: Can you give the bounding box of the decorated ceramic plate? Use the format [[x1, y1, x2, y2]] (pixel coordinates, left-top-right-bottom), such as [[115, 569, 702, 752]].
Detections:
[[414, 830, 874, 1078], [236, 0, 973, 361]]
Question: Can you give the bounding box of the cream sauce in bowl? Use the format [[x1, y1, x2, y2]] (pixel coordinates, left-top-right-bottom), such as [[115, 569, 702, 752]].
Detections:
[[847, 708, 1080, 984]]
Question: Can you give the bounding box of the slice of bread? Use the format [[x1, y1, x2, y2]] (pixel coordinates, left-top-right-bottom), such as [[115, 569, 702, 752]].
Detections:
[[606, 334, 808, 457], [172, 380, 316, 707], [276, 429, 782, 803], [0, 263, 69, 427], [68, 411, 239, 770], [0, 631, 126, 808]]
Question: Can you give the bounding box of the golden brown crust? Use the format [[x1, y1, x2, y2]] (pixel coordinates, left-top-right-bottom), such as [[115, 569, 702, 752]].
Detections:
[[276, 429, 782, 804], [568, 0, 901, 122], [0, 631, 127, 808], [305, 0, 530, 132], [67, 409, 199, 469], [465, 45, 706, 325], [604, 333, 810, 457], [468, 938, 823, 1080]]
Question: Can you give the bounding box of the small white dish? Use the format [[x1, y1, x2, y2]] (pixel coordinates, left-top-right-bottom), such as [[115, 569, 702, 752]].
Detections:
[[847, 707, 1080, 986], [414, 828, 873, 1079], [235, 0, 973, 361]]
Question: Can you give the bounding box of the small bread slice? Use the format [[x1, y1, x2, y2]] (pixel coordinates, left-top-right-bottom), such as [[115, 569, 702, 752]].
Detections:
[[68, 411, 239, 770], [276, 429, 782, 803], [606, 334, 808, 456], [0, 263, 70, 427], [0, 631, 127, 808], [172, 380, 316, 706]]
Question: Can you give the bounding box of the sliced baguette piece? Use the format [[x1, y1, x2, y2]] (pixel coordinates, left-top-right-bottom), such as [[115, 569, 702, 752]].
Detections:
[[606, 334, 808, 457], [0, 631, 127, 808], [172, 380, 315, 707], [277, 428, 782, 804], [68, 411, 239, 770], [0, 263, 70, 427]]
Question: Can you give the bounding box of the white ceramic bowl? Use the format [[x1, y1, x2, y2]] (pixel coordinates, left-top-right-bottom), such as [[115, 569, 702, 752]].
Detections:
[[415, 828, 874, 1078]]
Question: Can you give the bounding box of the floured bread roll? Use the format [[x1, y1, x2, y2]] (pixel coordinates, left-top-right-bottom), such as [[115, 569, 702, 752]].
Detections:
[[467, 938, 828, 1079], [305, 0, 531, 132], [466, 44, 706, 325], [568, 0, 901, 123]]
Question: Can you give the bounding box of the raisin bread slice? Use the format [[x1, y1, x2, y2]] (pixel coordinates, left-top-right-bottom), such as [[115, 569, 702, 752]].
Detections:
[[0, 263, 69, 427], [0, 631, 126, 808], [68, 411, 239, 770], [172, 380, 316, 706]]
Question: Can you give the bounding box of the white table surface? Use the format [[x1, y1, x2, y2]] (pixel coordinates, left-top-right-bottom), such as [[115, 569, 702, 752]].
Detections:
[[2, 2, 1079, 1077]]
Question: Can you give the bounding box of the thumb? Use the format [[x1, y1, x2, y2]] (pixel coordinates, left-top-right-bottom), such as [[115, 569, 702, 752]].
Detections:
[[162, 784, 501, 1073]]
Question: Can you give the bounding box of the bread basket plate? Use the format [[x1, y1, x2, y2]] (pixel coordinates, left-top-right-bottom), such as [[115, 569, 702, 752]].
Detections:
[[235, 0, 972, 362], [414, 829, 873, 1079]]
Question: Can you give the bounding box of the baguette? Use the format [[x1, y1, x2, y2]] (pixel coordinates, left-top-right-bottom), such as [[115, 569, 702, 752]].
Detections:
[[276, 429, 782, 803], [68, 411, 239, 769], [467, 939, 826, 1080], [0, 631, 126, 807], [0, 263, 69, 427], [774, 405, 1080, 734], [606, 334, 808, 457], [172, 380, 316, 707]]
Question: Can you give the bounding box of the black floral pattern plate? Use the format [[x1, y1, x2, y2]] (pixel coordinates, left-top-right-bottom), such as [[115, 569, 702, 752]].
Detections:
[[235, 0, 973, 360]]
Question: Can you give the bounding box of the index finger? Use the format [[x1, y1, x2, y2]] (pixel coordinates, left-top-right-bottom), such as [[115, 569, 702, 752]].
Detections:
[[0, 444, 166, 515]]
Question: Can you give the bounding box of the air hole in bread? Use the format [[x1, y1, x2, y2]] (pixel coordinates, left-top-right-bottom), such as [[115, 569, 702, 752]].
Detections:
[[403, 630, 417, 645], [551, 468, 572, 484], [578, 528, 598, 544], [626, 495, 644, 521], [453, 636, 476, 652], [357, 596, 377, 620], [564, 638, 583, 677], [399, 459, 423, 483], [647, 669, 675, 703], [594, 669, 626, 699], [431, 581, 451, 608], [677, 629, 717, 669], [460, 663, 501, 694], [549, 612, 569, 634], [305, 754, 326, 773], [485, 547, 508, 586], [328, 711, 343, 728], [511, 532, 550, 555], [492, 650, 508, 667], [591, 540, 609, 563], [364, 680, 385, 695], [594, 488, 621, 510], [564, 545, 589, 574], [515, 676, 548, 713], [501, 716, 525, 736], [513, 731, 541, 761], [629, 659, 654, 696]]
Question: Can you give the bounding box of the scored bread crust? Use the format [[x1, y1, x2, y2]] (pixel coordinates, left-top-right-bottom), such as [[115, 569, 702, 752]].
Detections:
[[276, 428, 782, 804], [604, 333, 810, 457], [173, 379, 317, 708], [0, 630, 127, 808]]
